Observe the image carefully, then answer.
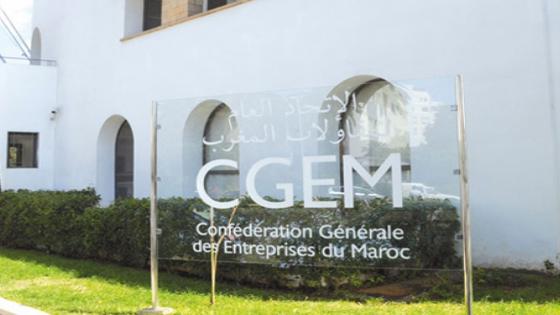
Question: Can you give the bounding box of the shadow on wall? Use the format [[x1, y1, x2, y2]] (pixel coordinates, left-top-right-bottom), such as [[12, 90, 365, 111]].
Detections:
[[30, 28, 41, 65]]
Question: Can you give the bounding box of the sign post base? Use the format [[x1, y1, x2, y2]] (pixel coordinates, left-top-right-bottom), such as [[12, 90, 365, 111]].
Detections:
[[137, 307, 174, 315]]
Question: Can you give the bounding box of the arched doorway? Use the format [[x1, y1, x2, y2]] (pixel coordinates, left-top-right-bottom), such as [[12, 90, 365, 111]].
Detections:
[[182, 100, 239, 198], [97, 115, 134, 205], [337, 79, 410, 196], [318, 75, 411, 198], [115, 121, 134, 199], [202, 103, 239, 200]]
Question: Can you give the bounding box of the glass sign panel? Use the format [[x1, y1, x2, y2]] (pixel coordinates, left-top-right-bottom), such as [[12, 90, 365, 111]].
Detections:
[[155, 76, 463, 292]]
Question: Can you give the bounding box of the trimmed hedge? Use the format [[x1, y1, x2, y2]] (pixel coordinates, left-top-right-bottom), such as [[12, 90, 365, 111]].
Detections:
[[0, 190, 150, 266], [0, 189, 100, 256], [157, 197, 461, 268], [0, 189, 461, 290], [82, 198, 151, 266]]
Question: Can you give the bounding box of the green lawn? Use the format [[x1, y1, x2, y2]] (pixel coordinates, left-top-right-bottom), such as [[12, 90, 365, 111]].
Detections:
[[0, 248, 559, 315]]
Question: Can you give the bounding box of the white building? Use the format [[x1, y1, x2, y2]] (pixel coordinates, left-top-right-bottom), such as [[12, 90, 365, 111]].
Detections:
[[0, 0, 559, 270]]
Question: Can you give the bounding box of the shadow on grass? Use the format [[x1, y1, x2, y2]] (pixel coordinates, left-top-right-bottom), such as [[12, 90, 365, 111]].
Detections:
[[1, 248, 559, 304], [0, 247, 320, 302], [471, 268, 560, 303]]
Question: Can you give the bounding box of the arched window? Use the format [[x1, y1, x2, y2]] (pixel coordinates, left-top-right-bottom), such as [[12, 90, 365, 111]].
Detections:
[[340, 79, 411, 196], [115, 121, 134, 199], [202, 104, 239, 200]]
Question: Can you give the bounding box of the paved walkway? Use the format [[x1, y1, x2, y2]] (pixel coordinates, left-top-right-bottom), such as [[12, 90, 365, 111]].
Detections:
[[0, 297, 49, 315]]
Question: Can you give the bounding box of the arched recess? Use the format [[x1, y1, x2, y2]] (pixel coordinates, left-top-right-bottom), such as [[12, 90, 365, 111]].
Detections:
[[182, 100, 239, 198], [115, 121, 134, 199], [97, 115, 135, 205], [30, 28, 41, 65], [318, 75, 411, 196]]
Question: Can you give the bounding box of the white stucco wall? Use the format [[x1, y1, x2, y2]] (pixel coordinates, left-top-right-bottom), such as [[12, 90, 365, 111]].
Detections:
[[21, 0, 560, 269], [0, 63, 57, 191]]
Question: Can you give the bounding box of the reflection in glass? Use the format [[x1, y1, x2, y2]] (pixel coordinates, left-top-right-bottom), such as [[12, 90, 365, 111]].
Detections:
[[7, 132, 38, 168], [340, 80, 411, 197], [187, 0, 237, 17], [203, 104, 239, 199]]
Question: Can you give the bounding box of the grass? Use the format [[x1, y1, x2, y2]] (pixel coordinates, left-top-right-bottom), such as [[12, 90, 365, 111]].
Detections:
[[0, 248, 559, 314]]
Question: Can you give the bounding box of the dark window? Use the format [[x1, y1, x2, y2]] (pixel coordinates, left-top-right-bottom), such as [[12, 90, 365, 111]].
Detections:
[[143, 0, 162, 31], [207, 0, 228, 10], [7, 132, 38, 168], [115, 121, 134, 199]]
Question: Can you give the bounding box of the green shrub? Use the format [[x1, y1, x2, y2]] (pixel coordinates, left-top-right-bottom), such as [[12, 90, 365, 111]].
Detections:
[[156, 196, 460, 289], [81, 198, 151, 267], [157, 196, 460, 269], [0, 189, 461, 290], [0, 189, 99, 255]]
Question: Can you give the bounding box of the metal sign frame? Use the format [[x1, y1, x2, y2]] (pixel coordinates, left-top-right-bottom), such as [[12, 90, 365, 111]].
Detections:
[[145, 75, 473, 314], [456, 75, 473, 314]]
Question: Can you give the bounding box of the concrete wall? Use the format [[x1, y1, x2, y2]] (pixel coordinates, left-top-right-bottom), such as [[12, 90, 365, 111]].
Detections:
[[0, 63, 57, 191], [26, 0, 560, 269]]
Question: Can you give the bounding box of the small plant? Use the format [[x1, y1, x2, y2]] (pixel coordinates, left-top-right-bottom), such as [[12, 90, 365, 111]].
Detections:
[[544, 260, 556, 272], [209, 205, 238, 305]]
